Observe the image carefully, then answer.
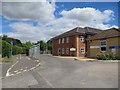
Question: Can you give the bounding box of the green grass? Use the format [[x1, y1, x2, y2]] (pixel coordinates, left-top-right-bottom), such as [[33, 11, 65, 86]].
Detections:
[[0, 55, 18, 63]]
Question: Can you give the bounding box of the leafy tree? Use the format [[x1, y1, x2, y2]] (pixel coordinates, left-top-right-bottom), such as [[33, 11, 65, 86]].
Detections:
[[37, 40, 47, 51], [46, 40, 52, 51], [2, 40, 11, 57], [2, 34, 22, 46], [22, 41, 33, 55], [12, 45, 23, 55]]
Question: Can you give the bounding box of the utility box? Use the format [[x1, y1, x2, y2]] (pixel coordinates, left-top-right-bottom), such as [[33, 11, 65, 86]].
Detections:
[[7, 51, 12, 58], [29, 44, 40, 59]]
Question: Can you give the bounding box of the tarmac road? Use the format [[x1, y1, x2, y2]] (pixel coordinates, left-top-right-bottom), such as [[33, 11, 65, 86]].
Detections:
[[2, 54, 118, 88]]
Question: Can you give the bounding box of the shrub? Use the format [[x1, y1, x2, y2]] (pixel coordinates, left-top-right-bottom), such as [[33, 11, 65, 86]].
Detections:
[[96, 52, 117, 60]]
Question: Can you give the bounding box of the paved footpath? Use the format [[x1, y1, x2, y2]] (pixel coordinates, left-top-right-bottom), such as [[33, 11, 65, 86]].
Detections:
[[2, 54, 119, 88]]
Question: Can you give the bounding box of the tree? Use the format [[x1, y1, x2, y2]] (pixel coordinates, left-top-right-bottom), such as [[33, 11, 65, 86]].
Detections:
[[37, 40, 46, 51], [12, 45, 23, 55], [47, 40, 52, 51], [2, 40, 11, 57], [22, 41, 33, 55], [2, 35, 22, 46]]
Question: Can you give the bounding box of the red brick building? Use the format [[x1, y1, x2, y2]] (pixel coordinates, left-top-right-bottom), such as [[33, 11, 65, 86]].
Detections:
[[51, 27, 102, 57]]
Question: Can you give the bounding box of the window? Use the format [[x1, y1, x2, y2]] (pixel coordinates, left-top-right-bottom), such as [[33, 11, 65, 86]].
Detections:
[[62, 48, 64, 54], [62, 38, 64, 43], [100, 47, 106, 51], [100, 40, 106, 45], [58, 48, 61, 55], [80, 36, 84, 42], [66, 48, 69, 54], [58, 39, 61, 44], [66, 37, 69, 43], [100, 40, 107, 52], [80, 48, 85, 54]]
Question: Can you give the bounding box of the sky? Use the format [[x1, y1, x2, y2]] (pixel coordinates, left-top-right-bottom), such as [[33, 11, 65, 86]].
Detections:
[[1, 1, 119, 42]]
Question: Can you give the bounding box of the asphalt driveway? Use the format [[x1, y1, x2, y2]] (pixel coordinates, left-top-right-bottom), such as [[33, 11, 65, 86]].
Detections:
[[2, 54, 118, 88]]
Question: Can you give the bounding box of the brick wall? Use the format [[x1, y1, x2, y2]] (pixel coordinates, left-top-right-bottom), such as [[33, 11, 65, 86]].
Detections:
[[52, 35, 77, 56]]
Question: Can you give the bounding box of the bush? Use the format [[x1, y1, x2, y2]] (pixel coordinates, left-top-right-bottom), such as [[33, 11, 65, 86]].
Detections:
[[12, 45, 23, 55], [96, 52, 117, 60]]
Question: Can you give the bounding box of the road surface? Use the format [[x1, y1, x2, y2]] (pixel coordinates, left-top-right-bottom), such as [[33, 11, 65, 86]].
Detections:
[[2, 54, 118, 88]]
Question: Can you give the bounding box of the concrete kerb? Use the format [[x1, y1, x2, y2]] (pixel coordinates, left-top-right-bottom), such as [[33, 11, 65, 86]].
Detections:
[[48, 55, 119, 63]]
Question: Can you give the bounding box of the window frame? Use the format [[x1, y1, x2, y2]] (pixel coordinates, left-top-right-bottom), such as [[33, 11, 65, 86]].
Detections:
[[66, 48, 69, 54], [66, 37, 69, 43], [80, 36, 85, 42], [80, 47, 85, 54], [100, 40, 107, 46], [100, 40, 107, 52], [58, 39, 61, 44], [62, 38, 64, 44], [62, 48, 65, 54]]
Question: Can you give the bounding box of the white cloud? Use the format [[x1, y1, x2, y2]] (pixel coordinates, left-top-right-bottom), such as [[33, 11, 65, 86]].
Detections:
[[47, 7, 115, 30], [2, 3, 118, 42], [5, 22, 66, 42], [60, 7, 114, 25], [2, 1, 55, 24]]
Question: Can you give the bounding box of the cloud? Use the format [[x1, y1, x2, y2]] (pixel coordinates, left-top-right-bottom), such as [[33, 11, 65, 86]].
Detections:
[[5, 22, 66, 42], [2, 2, 118, 42], [46, 7, 116, 30], [2, 1, 55, 24]]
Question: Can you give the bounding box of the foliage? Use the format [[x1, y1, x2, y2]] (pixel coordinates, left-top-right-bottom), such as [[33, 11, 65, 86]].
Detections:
[[47, 40, 52, 51], [12, 45, 23, 55], [2, 34, 22, 46], [37, 40, 47, 51], [1, 35, 52, 57], [2, 40, 11, 57], [22, 41, 33, 55], [96, 52, 117, 60]]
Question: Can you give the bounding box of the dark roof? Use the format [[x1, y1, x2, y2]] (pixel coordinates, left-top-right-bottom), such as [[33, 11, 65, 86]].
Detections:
[[52, 27, 102, 39], [91, 28, 120, 40]]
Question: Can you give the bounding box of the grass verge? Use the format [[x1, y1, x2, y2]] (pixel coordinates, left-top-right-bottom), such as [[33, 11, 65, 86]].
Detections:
[[0, 55, 18, 63]]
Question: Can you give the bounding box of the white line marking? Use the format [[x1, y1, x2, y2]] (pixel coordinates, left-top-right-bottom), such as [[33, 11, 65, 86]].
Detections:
[[27, 57, 31, 60], [20, 69, 23, 71], [14, 70, 19, 73], [6, 61, 19, 77], [36, 63, 41, 67], [36, 60, 39, 62], [16, 72, 21, 74], [23, 70, 27, 72], [30, 67, 36, 70]]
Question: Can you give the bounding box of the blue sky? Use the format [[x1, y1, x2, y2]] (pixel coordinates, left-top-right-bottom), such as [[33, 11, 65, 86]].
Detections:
[[1, 2, 119, 42], [55, 2, 118, 24]]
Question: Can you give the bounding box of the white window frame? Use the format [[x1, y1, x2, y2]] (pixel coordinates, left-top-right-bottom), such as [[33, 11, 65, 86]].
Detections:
[[100, 40, 107, 52], [62, 38, 64, 43], [66, 37, 69, 43], [80, 36, 84, 42], [100, 40, 107, 46], [80, 48, 85, 54], [62, 48, 64, 54], [58, 39, 61, 44], [66, 48, 69, 54], [58, 48, 61, 54]]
